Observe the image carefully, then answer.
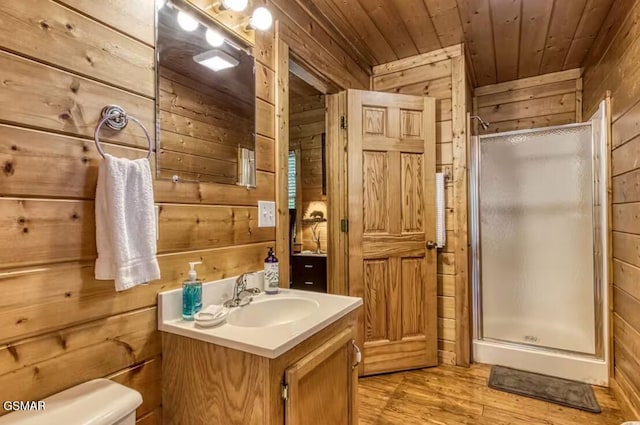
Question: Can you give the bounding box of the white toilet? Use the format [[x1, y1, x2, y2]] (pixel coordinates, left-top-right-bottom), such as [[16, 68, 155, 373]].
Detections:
[[0, 379, 142, 425]]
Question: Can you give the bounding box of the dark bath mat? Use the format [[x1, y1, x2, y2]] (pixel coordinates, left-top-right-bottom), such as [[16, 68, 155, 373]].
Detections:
[[488, 365, 601, 413]]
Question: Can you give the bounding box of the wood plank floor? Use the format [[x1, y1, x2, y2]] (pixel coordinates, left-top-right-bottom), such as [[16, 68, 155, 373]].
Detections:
[[358, 364, 631, 424]]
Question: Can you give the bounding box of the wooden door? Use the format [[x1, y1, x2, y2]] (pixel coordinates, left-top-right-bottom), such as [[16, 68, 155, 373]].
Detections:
[[347, 90, 437, 375], [284, 328, 358, 425]]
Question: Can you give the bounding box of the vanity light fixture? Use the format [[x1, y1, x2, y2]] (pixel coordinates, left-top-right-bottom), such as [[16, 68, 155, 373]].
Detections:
[[205, 29, 225, 47], [248, 7, 273, 31], [193, 49, 239, 72], [220, 0, 248, 12], [177, 11, 199, 31]]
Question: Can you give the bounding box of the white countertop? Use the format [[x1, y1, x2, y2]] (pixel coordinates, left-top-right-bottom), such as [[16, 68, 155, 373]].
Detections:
[[158, 274, 362, 359]]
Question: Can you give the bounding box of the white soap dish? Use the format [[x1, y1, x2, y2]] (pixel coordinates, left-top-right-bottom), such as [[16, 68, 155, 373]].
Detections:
[[194, 306, 229, 328]]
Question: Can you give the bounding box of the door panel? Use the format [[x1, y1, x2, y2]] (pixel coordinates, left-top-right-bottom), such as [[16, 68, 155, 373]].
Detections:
[[364, 260, 389, 342], [347, 90, 437, 375], [363, 152, 388, 232], [402, 258, 425, 337], [402, 153, 424, 232]]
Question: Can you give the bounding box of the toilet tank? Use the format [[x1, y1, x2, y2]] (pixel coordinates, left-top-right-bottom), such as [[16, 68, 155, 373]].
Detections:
[[0, 379, 142, 425]]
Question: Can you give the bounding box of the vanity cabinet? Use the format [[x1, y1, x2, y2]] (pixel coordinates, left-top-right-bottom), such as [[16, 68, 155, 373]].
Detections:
[[284, 327, 357, 425], [162, 310, 359, 425]]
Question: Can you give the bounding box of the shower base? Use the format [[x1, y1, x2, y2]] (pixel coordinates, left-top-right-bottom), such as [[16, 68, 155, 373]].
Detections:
[[473, 339, 608, 386]]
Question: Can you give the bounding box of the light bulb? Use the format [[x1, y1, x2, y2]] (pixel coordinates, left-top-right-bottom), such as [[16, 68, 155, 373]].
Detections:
[[177, 11, 199, 31], [249, 7, 272, 31], [221, 0, 248, 12], [206, 29, 225, 47]]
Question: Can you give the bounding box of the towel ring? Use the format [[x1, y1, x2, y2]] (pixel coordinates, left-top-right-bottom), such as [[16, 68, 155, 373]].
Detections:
[[94, 105, 153, 159]]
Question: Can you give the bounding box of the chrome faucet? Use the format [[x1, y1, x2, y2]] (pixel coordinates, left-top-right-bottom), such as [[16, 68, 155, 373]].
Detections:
[[224, 273, 261, 308]]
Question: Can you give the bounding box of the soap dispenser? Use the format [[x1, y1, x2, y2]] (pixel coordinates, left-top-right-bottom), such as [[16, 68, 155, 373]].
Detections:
[[264, 247, 280, 294], [182, 261, 203, 321]]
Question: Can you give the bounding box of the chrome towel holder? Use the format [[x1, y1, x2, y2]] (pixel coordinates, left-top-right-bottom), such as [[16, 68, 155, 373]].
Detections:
[[94, 105, 153, 159]]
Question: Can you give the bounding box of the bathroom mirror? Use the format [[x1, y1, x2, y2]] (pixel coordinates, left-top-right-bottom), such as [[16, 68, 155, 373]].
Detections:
[[156, 1, 256, 186]]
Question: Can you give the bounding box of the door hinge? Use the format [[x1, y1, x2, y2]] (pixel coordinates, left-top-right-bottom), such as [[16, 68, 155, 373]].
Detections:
[[281, 383, 289, 401], [340, 116, 348, 129], [340, 219, 349, 233]]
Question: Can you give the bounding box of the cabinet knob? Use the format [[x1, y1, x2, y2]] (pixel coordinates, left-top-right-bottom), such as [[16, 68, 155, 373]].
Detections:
[[426, 240, 437, 250]]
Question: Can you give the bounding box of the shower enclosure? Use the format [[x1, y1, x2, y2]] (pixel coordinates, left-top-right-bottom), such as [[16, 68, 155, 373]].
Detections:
[[470, 102, 609, 385]]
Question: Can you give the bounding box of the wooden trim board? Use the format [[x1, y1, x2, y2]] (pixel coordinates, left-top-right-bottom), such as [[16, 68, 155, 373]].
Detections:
[[605, 92, 614, 380], [275, 27, 290, 288], [474, 68, 583, 97], [327, 91, 349, 295], [372, 45, 463, 76], [451, 56, 470, 367]]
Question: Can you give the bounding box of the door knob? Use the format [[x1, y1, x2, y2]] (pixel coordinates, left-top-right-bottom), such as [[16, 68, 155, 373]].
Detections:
[[426, 241, 437, 250]]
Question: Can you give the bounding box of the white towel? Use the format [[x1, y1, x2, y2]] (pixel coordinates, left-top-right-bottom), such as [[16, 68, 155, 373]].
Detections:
[[436, 172, 446, 248], [95, 154, 160, 291]]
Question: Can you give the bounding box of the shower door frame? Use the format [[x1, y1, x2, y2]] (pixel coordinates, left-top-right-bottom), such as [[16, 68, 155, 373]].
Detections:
[[469, 122, 606, 361]]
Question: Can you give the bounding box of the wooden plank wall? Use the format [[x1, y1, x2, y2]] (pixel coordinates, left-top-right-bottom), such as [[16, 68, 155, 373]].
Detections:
[[269, 0, 369, 90], [0, 0, 276, 422], [583, 0, 640, 418], [0, 0, 369, 421], [372, 44, 466, 366], [289, 95, 328, 251], [473, 69, 583, 134]]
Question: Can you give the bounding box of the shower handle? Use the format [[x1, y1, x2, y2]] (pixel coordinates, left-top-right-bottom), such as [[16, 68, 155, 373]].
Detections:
[[426, 241, 437, 250]]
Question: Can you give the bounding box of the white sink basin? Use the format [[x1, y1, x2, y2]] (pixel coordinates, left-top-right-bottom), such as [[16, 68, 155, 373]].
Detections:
[[227, 297, 320, 328], [159, 282, 363, 358]]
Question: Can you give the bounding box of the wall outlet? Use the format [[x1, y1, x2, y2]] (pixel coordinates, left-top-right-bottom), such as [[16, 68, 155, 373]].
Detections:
[[258, 201, 276, 227]]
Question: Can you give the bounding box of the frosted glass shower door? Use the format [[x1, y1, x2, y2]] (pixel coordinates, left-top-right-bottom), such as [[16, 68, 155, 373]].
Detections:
[[479, 125, 596, 355]]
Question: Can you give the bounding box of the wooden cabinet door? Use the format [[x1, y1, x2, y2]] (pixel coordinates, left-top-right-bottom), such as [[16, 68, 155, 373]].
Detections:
[[346, 90, 438, 375], [284, 328, 358, 425]]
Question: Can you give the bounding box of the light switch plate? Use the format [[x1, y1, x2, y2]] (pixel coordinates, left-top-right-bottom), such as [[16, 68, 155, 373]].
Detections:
[[258, 201, 276, 227]]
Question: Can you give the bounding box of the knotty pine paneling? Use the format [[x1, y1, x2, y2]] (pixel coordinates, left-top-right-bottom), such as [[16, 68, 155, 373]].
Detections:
[[308, 0, 610, 87], [473, 69, 582, 135], [0, 123, 275, 202], [0, 49, 155, 149], [0, 1, 277, 422], [0, 0, 155, 97], [268, 0, 369, 90], [109, 356, 162, 419], [583, 0, 640, 417], [0, 243, 272, 344], [267, 0, 618, 89], [57, 0, 155, 46], [0, 308, 161, 404], [0, 0, 378, 418], [372, 45, 466, 365]]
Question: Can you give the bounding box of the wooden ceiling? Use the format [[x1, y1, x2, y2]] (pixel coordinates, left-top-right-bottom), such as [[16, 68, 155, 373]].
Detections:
[[307, 0, 615, 86]]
